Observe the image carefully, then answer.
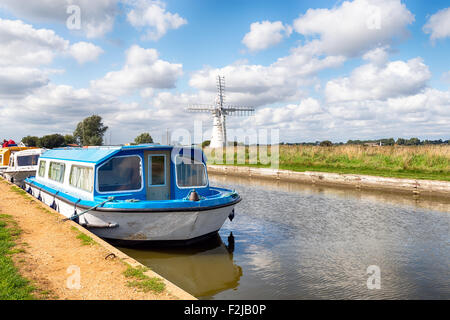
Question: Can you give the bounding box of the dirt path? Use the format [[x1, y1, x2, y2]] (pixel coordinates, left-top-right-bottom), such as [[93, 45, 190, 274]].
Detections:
[[0, 179, 190, 300]]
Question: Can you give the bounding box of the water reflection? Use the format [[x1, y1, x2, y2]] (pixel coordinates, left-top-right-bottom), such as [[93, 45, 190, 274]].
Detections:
[[120, 174, 450, 300], [119, 233, 242, 298], [210, 173, 450, 214]]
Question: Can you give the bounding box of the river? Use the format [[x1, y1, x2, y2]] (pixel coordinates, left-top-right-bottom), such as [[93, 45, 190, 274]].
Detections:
[[119, 174, 450, 300]]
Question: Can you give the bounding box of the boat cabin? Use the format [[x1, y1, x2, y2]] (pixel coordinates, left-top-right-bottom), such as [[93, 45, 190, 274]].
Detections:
[[0, 147, 37, 171], [33, 145, 209, 201], [3, 148, 45, 185], [7, 148, 44, 170]]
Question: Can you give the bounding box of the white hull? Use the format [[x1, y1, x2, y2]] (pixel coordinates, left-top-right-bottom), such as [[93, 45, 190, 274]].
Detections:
[[27, 184, 235, 242], [3, 170, 36, 187]]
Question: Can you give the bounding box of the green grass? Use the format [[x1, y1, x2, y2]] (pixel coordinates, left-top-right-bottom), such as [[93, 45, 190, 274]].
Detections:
[[123, 265, 165, 293], [9, 185, 28, 196], [126, 279, 165, 293], [0, 214, 35, 300], [71, 226, 96, 246], [206, 145, 450, 181], [123, 265, 149, 279]]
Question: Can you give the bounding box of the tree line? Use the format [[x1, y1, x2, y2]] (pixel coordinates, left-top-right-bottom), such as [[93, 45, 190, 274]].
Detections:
[[20, 115, 154, 148], [278, 138, 449, 146]]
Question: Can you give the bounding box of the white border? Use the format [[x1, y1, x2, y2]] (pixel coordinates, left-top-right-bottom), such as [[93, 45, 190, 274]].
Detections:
[[174, 155, 208, 189], [38, 160, 46, 177], [69, 164, 94, 193], [95, 155, 144, 194], [48, 161, 66, 183], [148, 154, 167, 187]]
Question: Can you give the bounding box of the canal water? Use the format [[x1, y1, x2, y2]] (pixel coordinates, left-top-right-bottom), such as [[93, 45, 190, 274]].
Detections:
[[120, 174, 450, 300]]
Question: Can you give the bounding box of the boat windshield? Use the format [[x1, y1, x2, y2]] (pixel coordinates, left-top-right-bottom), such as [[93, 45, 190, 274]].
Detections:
[[17, 155, 39, 167], [97, 156, 142, 192], [175, 156, 208, 188]]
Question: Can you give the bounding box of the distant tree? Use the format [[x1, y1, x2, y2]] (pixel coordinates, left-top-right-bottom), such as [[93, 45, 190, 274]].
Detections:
[[319, 140, 333, 147], [396, 138, 407, 145], [406, 137, 421, 146], [21, 135, 40, 147], [73, 115, 108, 146], [64, 134, 77, 146], [38, 134, 65, 149], [202, 140, 211, 148], [381, 138, 395, 146], [134, 133, 154, 145]]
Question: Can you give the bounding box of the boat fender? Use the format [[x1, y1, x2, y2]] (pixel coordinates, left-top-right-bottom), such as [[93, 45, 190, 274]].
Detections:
[[50, 191, 59, 210], [228, 208, 235, 222], [189, 189, 200, 201], [71, 199, 82, 224], [37, 190, 42, 201]]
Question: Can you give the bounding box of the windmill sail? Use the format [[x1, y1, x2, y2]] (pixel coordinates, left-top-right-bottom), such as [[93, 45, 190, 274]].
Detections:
[[187, 76, 255, 148]]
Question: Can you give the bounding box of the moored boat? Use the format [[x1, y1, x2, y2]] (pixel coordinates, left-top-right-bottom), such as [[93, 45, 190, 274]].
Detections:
[[0, 146, 38, 174], [24, 145, 241, 244], [3, 148, 45, 187]]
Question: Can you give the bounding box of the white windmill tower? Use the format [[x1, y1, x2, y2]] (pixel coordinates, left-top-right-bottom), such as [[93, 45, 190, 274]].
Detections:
[[187, 76, 255, 148]]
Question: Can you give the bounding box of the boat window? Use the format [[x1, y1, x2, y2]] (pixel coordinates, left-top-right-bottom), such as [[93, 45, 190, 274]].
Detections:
[[97, 156, 142, 192], [175, 156, 208, 188], [48, 161, 66, 183], [69, 165, 94, 192], [38, 161, 46, 177], [17, 155, 39, 167], [149, 155, 165, 186]]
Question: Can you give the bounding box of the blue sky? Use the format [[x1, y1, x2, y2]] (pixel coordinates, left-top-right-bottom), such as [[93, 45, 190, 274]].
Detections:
[[0, 0, 449, 144]]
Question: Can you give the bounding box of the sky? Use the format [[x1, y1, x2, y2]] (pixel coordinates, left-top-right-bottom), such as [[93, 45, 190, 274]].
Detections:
[[0, 0, 449, 144]]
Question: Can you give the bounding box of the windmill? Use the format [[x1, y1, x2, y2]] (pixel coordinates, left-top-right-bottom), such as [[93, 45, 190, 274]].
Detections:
[[187, 76, 255, 148]]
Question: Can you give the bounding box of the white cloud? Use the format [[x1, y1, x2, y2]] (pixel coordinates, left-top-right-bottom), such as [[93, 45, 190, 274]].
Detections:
[[0, 18, 104, 99], [293, 0, 414, 57], [69, 42, 104, 64], [0, 67, 49, 97], [189, 44, 345, 107], [0, 0, 118, 38], [242, 21, 292, 52], [325, 57, 431, 102], [91, 45, 183, 96], [442, 71, 450, 85], [362, 46, 389, 66], [126, 0, 187, 41], [423, 7, 450, 41], [0, 18, 69, 67]]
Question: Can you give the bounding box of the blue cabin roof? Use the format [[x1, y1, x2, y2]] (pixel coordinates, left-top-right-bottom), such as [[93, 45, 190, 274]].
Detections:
[[40, 145, 175, 164]]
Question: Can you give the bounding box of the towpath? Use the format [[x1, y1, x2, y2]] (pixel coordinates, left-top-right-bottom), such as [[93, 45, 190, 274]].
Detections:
[[0, 179, 191, 300]]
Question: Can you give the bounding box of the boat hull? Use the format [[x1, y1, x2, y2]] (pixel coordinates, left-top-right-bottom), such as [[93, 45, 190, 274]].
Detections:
[[3, 170, 36, 187], [26, 183, 236, 242]]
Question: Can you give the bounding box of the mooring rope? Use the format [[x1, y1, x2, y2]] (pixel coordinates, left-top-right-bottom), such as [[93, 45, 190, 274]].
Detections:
[[62, 197, 115, 222]]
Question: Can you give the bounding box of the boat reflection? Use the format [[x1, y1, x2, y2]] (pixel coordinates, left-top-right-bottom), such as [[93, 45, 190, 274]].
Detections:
[[118, 233, 242, 298]]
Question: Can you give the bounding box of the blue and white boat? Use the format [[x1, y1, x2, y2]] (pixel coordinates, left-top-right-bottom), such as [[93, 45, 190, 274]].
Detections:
[[24, 145, 240, 244]]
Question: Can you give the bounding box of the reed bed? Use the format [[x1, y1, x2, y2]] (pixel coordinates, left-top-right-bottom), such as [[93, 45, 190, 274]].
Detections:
[[205, 145, 450, 181]]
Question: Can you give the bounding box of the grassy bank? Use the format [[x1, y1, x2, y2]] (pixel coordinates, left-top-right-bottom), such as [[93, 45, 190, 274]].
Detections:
[[0, 214, 35, 300], [205, 145, 450, 181]]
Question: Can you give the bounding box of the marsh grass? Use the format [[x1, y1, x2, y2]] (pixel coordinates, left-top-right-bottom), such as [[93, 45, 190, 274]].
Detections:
[[206, 145, 450, 181]]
